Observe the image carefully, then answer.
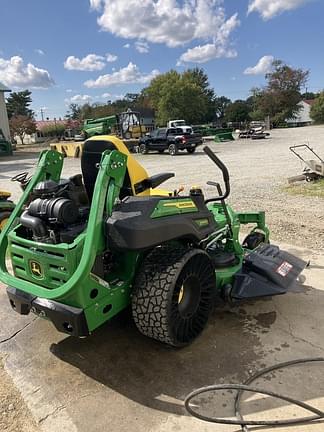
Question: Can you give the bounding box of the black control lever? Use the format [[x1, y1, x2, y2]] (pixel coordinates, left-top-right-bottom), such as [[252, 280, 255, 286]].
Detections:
[[203, 146, 230, 203]]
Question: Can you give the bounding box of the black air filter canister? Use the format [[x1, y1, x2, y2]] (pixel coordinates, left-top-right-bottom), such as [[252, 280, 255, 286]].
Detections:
[[28, 198, 79, 224]]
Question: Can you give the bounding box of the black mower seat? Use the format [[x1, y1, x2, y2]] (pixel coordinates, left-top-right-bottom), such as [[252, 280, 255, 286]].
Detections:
[[106, 196, 217, 251]]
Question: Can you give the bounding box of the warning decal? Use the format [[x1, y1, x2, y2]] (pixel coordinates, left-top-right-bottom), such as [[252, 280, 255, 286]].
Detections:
[[276, 261, 293, 277]]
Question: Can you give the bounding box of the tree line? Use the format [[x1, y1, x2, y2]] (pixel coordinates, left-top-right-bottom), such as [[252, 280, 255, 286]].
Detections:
[[6, 59, 324, 145], [67, 59, 323, 127]]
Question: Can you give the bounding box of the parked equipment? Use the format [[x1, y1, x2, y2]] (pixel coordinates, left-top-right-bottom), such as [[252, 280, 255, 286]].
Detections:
[[83, 110, 146, 140], [0, 135, 306, 347], [239, 126, 270, 140], [0, 172, 32, 232], [214, 128, 235, 143], [288, 144, 324, 184], [167, 120, 193, 134], [0, 128, 12, 156], [0, 191, 14, 232]]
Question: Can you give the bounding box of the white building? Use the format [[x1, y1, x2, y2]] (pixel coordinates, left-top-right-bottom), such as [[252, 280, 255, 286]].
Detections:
[[0, 82, 11, 141], [286, 100, 315, 126]]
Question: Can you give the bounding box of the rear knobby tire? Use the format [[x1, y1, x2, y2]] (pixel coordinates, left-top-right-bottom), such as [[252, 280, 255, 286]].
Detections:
[[132, 245, 216, 347]]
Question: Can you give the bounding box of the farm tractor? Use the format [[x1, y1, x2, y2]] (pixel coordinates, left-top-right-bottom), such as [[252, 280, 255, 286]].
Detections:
[[0, 136, 306, 346]]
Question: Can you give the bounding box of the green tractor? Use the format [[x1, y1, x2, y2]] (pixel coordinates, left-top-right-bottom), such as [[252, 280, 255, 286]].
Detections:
[[0, 136, 306, 347]]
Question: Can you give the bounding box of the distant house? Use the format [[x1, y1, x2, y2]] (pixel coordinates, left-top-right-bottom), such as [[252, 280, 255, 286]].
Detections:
[[15, 119, 67, 144], [137, 108, 155, 131], [286, 100, 315, 126]]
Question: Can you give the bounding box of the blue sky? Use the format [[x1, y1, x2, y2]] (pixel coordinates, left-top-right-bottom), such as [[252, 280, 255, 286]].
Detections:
[[0, 0, 323, 120]]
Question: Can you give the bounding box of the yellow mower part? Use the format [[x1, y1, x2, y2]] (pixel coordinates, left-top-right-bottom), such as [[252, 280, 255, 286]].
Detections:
[[87, 135, 171, 197], [0, 190, 11, 199]]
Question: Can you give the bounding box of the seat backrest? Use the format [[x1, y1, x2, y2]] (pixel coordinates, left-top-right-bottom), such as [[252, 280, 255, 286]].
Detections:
[[81, 136, 150, 201]]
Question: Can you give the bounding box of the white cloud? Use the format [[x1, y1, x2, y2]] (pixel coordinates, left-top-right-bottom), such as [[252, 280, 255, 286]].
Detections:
[[100, 92, 124, 100], [244, 55, 274, 75], [90, 0, 239, 63], [135, 41, 149, 54], [66, 89, 73, 93], [84, 62, 160, 88], [89, 0, 102, 10], [64, 54, 106, 71], [106, 53, 118, 62], [178, 42, 237, 64], [0, 55, 54, 89], [65, 94, 93, 105], [35, 48, 45, 55], [178, 12, 240, 63], [123, 43, 130, 49], [248, 0, 310, 20]]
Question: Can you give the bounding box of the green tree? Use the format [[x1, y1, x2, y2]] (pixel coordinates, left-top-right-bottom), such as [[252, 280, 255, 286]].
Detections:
[[9, 115, 37, 145], [65, 103, 81, 120], [225, 100, 251, 123], [143, 68, 215, 125], [6, 90, 34, 119], [301, 91, 318, 100], [310, 92, 324, 123], [251, 60, 309, 125]]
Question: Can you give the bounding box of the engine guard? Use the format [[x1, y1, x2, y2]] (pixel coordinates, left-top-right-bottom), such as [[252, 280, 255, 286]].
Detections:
[[6, 286, 90, 337]]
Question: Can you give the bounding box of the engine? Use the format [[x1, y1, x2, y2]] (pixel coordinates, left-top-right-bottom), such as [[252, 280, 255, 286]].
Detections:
[[19, 175, 89, 244]]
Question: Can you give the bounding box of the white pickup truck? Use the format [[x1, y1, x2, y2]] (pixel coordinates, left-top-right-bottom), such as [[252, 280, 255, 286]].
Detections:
[[167, 120, 193, 134]]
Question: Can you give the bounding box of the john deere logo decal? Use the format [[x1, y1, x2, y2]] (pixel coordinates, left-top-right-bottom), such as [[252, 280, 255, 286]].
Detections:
[[30, 261, 43, 278]]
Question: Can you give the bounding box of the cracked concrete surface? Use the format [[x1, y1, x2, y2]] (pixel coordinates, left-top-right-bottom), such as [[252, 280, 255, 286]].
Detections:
[[0, 243, 323, 432]]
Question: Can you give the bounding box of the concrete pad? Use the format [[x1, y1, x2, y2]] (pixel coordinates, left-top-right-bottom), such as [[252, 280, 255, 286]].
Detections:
[[0, 242, 324, 431]]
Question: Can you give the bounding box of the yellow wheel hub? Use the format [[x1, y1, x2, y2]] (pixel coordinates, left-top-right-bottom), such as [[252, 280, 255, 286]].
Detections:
[[0, 218, 8, 231], [178, 285, 184, 304]]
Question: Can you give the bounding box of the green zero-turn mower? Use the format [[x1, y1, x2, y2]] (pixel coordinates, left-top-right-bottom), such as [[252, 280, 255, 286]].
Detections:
[[0, 136, 306, 347]]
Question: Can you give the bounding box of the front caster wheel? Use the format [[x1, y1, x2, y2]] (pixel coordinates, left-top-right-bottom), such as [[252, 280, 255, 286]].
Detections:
[[242, 232, 266, 250], [132, 245, 216, 347]]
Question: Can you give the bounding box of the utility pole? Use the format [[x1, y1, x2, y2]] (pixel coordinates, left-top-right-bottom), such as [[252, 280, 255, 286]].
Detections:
[[54, 117, 58, 139]]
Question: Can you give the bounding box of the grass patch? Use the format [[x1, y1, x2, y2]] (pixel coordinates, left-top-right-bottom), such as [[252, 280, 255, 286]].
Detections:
[[283, 179, 324, 198]]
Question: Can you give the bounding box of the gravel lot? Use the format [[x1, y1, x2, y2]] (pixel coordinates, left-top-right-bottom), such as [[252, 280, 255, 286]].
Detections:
[[1, 124, 323, 251]]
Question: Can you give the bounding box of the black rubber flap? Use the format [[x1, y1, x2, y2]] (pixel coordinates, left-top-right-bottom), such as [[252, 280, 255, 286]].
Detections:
[[231, 244, 307, 300]]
